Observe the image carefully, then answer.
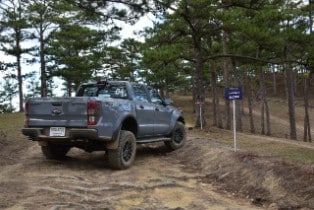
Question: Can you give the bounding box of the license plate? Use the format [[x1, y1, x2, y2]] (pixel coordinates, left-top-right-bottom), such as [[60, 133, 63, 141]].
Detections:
[[49, 127, 66, 136]]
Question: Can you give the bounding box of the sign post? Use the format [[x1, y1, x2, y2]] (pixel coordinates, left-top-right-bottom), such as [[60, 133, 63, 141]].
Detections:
[[225, 87, 243, 152], [195, 101, 204, 130]]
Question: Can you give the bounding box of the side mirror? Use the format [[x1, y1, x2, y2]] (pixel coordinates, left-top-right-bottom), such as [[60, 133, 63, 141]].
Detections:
[[164, 98, 173, 106]]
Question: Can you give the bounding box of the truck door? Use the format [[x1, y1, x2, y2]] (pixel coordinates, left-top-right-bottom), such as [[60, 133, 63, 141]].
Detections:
[[148, 87, 172, 135], [132, 85, 155, 137]]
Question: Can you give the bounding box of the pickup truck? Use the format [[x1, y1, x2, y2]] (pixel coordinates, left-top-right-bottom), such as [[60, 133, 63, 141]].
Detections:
[[22, 80, 186, 169]]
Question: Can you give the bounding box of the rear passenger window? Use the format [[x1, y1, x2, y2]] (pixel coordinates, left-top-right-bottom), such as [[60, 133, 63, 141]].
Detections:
[[98, 85, 128, 99], [133, 85, 149, 102], [77, 84, 128, 99], [81, 86, 98, 96]]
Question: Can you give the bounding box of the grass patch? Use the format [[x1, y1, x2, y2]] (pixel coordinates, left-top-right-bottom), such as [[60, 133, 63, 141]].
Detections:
[[0, 113, 32, 165], [175, 94, 314, 165], [0, 112, 28, 143], [244, 142, 314, 164], [276, 147, 314, 164], [0, 112, 24, 129], [199, 127, 314, 165]]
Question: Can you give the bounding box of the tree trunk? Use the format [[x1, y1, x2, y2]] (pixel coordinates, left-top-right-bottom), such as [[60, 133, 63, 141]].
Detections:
[[285, 63, 297, 140], [247, 75, 255, 133], [210, 62, 222, 128], [272, 67, 277, 96], [211, 63, 218, 127], [256, 47, 271, 136], [236, 100, 243, 132], [222, 31, 231, 130], [193, 37, 206, 128], [66, 79, 72, 97], [217, 89, 223, 128], [15, 27, 24, 112], [192, 75, 196, 114], [261, 101, 265, 135], [304, 7, 313, 142], [259, 68, 266, 135], [303, 73, 312, 142], [232, 58, 242, 132], [265, 98, 271, 136], [40, 20, 47, 97], [17, 50, 24, 112]]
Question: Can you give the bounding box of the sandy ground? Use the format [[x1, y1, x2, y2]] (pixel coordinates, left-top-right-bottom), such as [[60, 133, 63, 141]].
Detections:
[[0, 131, 313, 210]]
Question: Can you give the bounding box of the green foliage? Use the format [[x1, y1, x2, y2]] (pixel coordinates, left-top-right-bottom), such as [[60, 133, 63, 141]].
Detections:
[[0, 0, 36, 112], [0, 0, 313, 119], [0, 78, 17, 113], [140, 42, 190, 91], [100, 38, 143, 81], [65, 0, 152, 24], [0, 0, 34, 57], [47, 23, 111, 94], [0, 0, 158, 98], [24, 72, 41, 100]]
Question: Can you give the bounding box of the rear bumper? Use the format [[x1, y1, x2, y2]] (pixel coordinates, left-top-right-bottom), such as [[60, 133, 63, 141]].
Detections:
[[22, 127, 111, 142]]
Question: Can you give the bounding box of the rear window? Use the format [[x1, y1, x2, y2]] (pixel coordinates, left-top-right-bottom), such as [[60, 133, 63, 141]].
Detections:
[[77, 84, 128, 99]]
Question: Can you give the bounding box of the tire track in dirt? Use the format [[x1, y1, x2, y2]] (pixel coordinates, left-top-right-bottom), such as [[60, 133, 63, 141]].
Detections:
[[0, 135, 262, 210]]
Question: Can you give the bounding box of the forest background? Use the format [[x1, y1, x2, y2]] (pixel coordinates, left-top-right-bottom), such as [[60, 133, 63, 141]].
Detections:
[[0, 0, 313, 142]]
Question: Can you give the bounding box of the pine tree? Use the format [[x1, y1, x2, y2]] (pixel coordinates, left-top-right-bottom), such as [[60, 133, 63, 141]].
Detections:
[[21, 0, 71, 97], [0, 0, 34, 112], [48, 23, 112, 95], [0, 77, 18, 113]]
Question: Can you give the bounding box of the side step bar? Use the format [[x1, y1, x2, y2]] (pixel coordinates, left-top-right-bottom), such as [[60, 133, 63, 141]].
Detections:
[[136, 137, 171, 144]]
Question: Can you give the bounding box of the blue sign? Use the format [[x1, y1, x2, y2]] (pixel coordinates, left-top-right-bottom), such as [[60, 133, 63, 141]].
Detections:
[[225, 87, 243, 100]]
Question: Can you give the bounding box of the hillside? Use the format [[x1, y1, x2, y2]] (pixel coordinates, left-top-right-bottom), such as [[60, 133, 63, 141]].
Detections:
[[0, 97, 314, 209], [174, 94, 314, 141]]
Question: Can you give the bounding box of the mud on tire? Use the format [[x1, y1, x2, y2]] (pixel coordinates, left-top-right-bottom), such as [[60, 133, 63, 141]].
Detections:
[[107, 130, 136, 170], [165, 121, 186, 151]]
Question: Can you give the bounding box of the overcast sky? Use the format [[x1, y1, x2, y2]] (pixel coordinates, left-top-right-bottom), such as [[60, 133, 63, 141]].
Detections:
[[0, 13, 155, 109]]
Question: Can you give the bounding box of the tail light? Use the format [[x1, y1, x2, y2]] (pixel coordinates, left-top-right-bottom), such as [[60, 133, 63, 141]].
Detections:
[[24, 101, 29, 126], [87, 101, 101, 125]]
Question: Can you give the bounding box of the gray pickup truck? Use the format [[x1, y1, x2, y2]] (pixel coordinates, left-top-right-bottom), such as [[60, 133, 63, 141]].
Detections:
[[22, 80, 186, 169]]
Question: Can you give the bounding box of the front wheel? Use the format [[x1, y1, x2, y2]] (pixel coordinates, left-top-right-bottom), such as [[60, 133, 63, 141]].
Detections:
[[107, 130, 136, 170], [164, 122, 186, 151], [41, 143, 71, 160]]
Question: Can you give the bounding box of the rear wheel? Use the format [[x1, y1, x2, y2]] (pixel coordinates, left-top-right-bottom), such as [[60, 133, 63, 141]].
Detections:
[[165, 122, 186, 151], [107, 130, 136, 170], [41, 143, 71, 160]]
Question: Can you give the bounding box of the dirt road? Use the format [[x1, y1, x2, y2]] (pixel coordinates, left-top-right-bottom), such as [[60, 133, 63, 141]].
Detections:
[[0, 133, 265, 210], [2, 129, 314, 210]]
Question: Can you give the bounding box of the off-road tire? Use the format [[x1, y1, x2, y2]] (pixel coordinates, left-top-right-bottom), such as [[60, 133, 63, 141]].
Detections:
[[165, 122, 186, 151], [107, 130, 136, 170], [41, 143, 71, 160]]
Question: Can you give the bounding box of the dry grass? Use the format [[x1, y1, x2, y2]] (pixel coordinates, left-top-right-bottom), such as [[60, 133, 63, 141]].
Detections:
[[172, 94, 314, 165], [0, 113, 32, 165], [0, 112, 25, 140]]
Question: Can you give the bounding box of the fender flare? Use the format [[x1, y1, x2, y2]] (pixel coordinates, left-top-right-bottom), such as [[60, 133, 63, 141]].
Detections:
[[106, 113, 138, 150]]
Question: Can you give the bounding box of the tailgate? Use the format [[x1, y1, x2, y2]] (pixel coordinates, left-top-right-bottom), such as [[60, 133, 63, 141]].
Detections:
[[26, 97, 89, 127]]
